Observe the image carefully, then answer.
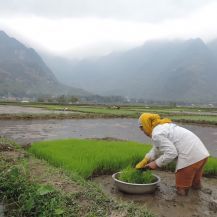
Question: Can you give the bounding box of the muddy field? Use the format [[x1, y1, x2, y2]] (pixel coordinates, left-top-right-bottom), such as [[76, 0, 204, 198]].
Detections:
[[94, 170, 217, 217], [0, 105, 74, 114]]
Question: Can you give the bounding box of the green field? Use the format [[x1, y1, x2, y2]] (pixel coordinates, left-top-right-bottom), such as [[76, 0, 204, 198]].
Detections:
[[169, 115, 217, 123], [27, 103, 217, 116], [30, 139, 151, 178], [30, 139, 217, 178], [1, 101, 217, 125]]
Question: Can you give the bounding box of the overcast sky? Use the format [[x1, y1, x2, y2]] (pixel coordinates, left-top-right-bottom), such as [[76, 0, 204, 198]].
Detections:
[[1, 0, 217, 58]]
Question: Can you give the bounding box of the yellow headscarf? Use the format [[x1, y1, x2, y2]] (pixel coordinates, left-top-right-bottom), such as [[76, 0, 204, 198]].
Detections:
[[139, 113, 172, 137]]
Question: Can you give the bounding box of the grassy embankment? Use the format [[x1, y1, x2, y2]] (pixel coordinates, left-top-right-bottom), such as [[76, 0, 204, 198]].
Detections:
[[0, 137, 154, 217], [30, 139, 217, 178]]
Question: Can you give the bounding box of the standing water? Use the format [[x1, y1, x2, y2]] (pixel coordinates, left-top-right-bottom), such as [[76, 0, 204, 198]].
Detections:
[[0, 118, 217, 157]]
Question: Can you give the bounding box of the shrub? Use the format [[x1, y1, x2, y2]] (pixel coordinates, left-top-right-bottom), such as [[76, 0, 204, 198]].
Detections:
[[0, 165, 72, 217]]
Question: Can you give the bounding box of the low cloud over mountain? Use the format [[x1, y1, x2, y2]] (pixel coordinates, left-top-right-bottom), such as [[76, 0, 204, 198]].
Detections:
[[45, 38, 217, 103], [0, 31, 88, 97]]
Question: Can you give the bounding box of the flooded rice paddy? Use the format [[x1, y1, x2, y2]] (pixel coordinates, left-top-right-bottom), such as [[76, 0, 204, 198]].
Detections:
[[0, 105, 216, 156], [0, 118, 217, 157]]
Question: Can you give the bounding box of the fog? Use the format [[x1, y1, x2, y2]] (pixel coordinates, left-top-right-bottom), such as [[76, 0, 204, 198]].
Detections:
[[0, 0, 217, 58]]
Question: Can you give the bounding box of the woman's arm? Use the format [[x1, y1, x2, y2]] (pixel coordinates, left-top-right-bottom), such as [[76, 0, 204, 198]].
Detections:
[[135, 146, 159, 169], [152, 134, 178, 167], [145, 146, 159, 162]]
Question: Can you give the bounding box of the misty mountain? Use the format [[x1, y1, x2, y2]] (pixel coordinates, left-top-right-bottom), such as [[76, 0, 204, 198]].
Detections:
[[44, 38, 217, 103], [0, 31, 88, 97], [208, 39, 217, 60]]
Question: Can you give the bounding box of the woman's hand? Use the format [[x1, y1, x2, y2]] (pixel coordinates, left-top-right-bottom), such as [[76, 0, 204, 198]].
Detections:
[[135, 157, 149, 169], [145, 161, 158, 170]]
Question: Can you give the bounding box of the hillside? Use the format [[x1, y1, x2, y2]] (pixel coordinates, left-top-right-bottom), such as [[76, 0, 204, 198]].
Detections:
[[45, 39, 217, 103], [0, 31, 88, 97]]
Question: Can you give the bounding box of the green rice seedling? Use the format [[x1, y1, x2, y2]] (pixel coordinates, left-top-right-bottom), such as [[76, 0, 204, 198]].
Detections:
[[30, 138, 217, 179], [204, 157, 217, 177], [169, 115, 217, 124], [30, 139, 151, 179], [118, 167, 156, 184]]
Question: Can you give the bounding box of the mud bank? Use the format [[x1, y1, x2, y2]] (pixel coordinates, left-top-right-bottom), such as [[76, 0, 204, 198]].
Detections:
[[93, 170, 217, 217]]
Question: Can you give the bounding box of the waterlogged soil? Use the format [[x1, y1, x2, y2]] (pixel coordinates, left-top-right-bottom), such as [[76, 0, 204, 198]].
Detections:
[[0, 105, 75, 114], [0, 118, 217, 157], [93, 170, 217, 217]]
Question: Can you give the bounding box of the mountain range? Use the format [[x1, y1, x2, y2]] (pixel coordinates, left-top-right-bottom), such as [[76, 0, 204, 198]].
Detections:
[[0, 31, 88, 97], [44, 38, 217, 103], [1, 29, 217, 103]]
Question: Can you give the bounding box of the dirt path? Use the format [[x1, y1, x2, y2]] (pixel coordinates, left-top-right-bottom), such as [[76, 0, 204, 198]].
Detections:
[[93, 170, 217, 217]]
